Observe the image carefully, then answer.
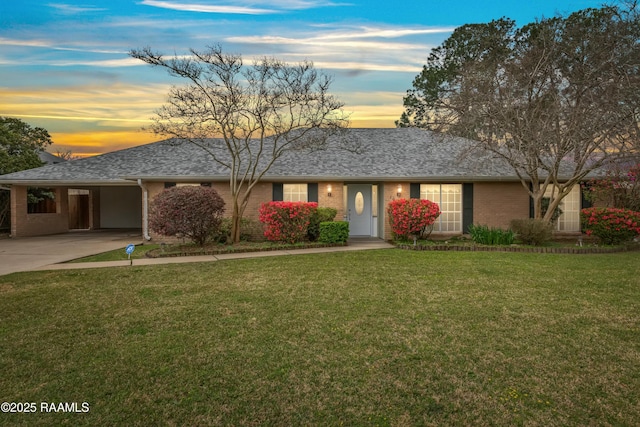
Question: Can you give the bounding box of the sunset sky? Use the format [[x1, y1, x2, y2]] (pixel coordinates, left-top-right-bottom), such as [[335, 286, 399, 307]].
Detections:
[[1, 0, 604, 157]]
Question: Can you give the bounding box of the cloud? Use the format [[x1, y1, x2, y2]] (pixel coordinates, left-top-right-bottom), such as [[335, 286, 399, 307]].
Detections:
[[140, 0, 277, 15], [140, 0, 347, 14], [225, 24, 448, 73], [48, 3, 108, 14], [0, 37, 53, 48], [49, 58, 142, 67]]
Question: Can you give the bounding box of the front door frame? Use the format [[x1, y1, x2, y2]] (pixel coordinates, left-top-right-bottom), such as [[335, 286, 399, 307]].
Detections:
[[346, 184, 373, 236]]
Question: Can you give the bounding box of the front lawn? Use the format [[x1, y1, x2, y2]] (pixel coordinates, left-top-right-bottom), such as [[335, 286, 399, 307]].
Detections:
[[1, 250, 638, 426]]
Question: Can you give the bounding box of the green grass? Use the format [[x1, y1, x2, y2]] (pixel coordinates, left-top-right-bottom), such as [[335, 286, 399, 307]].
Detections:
[[67, 244, 161, 263], [1, 250, 639, 426]]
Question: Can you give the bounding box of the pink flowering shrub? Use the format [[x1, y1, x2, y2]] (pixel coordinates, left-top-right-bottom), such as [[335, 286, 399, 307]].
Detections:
[[581, 207, 640, 245], [259, 201, 318, 244], [149, 186, 225, 246], [387, 198, 441, 240]]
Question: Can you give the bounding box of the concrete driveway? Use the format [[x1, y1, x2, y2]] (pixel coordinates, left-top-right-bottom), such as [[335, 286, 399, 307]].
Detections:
[[0, 230, 142, 276]]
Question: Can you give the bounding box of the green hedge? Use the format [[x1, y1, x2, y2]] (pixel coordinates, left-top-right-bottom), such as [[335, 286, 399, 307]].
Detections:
[[318, 221, 349, 244], [308, 207, 338, 241]]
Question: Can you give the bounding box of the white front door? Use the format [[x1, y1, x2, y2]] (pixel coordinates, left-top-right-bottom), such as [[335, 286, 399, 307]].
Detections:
[[347, 184, 372, 236]]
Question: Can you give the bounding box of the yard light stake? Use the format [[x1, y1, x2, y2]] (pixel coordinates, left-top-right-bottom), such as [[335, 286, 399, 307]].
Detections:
[[125, 244, 135, 266]]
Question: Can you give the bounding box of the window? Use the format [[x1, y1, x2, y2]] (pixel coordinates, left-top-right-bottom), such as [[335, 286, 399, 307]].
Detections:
[[420, 184, 462, 232], [283, 184, 307, 202], [543, 185, 581, 232], [372, 185, 378, 217], [27, 187, 57, 214]]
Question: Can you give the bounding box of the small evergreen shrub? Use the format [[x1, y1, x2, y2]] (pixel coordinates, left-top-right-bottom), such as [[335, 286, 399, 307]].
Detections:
[[149, 186, 225, 246], [510, 218, 553, 246], [318, 221, 349, 244], [258, 201, 317, 244], [468, 224, 515, 245], [211, 218, 261, 243], [307, 207, 338, 241], [581, 207, 640, 245], [387, 198, 441, 241]]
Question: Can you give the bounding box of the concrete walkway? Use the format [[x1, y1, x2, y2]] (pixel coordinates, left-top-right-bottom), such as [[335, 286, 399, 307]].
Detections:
[[0, 231, 394, 276]]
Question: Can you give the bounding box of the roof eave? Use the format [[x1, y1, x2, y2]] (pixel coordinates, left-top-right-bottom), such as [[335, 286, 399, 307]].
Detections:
[[0, 179, 138, 187]]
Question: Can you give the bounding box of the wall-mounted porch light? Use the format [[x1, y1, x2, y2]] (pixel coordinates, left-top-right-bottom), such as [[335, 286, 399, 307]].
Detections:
[[397, 184, 402, 197], [327, 184, 332, 197]]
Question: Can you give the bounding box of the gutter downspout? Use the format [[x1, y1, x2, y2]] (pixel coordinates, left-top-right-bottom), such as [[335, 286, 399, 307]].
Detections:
[[137, 179, 152, 241]]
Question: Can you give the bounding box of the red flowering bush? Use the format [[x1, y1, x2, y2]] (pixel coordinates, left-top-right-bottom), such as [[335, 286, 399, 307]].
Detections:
[[387, 198, 441, 240], [259, 201, 318, 244], [581, 207, 640, 245], [149, 186, 225, 246]]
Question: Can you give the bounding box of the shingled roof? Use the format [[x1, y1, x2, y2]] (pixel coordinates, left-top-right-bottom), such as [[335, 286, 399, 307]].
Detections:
[[0, 128, 545, 185]]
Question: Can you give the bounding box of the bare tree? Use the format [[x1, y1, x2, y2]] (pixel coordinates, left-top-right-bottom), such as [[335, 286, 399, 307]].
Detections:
[[54, 149, 80, 161], [398, 5, 640, 221], [130, 45, 350, 242]]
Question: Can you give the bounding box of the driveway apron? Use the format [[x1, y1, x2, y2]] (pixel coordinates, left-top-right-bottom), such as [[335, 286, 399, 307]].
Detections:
[[0, 230, 142, 276]]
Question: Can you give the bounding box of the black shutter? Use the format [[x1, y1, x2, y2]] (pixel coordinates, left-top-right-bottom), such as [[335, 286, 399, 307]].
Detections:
[[164, 182, 176, 189], [307, 183, 318, 203], [581, 184, 592, 209], [272, 183, 283, 201], [463, 183, 474, 233], [410, 183, 420, 199], [529, 182, 534, 218]]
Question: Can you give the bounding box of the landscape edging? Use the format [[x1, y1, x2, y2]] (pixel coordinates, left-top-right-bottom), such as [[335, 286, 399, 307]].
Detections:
[[395, 243, 640, 254]]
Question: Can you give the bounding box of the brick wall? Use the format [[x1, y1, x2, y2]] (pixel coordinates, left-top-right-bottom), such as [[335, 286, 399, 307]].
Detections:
[[383, 182, 408, 241], [473, 182, 530, 228], [144, 180, 348, 242], [10, 186, 70, 237]]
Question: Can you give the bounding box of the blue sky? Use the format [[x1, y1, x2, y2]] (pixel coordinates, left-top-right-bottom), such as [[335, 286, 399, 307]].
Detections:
[[0, 0, 605, 156]]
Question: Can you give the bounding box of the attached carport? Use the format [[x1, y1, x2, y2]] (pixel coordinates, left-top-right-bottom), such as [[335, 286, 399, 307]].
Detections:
[[6, 181, 142, 237]]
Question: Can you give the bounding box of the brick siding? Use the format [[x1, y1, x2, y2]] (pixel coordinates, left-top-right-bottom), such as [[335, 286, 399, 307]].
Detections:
[[473, 182, 530, 228], [10, 186, 70, 237]]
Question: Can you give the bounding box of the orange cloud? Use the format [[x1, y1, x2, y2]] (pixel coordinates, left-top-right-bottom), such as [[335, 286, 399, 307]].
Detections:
[[49, 130, 159, 157]]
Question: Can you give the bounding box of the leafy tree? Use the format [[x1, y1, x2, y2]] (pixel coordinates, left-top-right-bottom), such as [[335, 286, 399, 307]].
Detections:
[[398, 5, 640, 222], [149, 186, 225, 246], [0, 117, 53, 229], [130, 45, 351, 243]]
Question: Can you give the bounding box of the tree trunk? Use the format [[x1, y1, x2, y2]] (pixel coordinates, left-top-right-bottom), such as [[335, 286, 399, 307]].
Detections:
[[229, 190, 251, 244], [230, 200, 242, 244], [532, 192, 544, 220], [542, 194, 564, 223]]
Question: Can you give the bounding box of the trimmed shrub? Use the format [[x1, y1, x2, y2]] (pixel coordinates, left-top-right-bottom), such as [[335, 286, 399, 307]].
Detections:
[[387, 198, 441, 241], [211, 217, 262, 243], [258, 201, 318, 244], [318, 221, 349, 244], [307, 207, 338, 241], [581, 207, 640, 245], [510, 218, 553, 246], [468, 224, 515, 245], [149, 186, 225, 246]]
